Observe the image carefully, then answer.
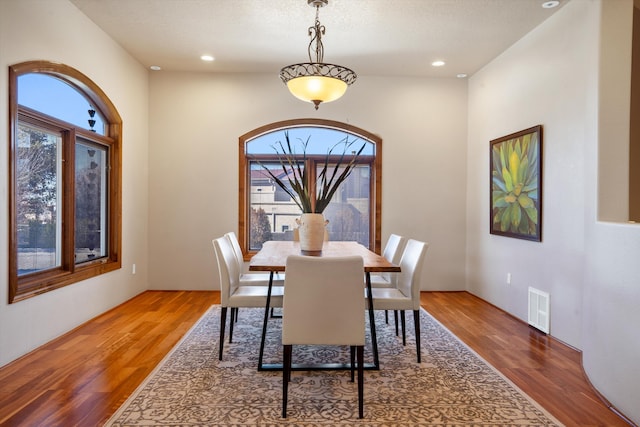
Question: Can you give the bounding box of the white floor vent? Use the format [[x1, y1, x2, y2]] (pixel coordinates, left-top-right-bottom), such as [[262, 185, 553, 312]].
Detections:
[[528, 287, 550, 334]]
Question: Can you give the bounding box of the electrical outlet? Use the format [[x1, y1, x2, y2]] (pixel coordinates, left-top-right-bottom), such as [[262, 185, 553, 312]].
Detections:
[[506, 273, 511, 284], [132, 263, 136, 275]]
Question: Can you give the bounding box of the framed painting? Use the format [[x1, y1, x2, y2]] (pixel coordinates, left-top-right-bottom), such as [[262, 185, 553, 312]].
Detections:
[[490, 125, 542, 241]]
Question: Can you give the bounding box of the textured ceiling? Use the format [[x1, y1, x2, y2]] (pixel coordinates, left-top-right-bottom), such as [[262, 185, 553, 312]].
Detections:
[[69, 0, 568, 77]]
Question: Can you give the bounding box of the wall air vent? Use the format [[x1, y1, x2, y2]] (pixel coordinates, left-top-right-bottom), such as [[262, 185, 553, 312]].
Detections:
[[528, 287, 550, 334]]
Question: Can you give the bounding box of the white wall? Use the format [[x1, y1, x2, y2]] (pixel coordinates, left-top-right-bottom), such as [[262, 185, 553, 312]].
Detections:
[[597, 0, 633, 221], [3, 0, 638, 424], [584, 0, 640, 423], [0, 0, 150, 366], [147, 72, 468, 293], [467, 0, 591, 349], [467, 0, 640, 423]]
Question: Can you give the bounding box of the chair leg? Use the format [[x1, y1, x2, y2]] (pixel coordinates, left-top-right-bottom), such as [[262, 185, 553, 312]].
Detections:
[[400, 310, 407, 346], [282, 345, 292, 418], [413, 310, 421, 363], [350, 346, 355, 382], [270, 307, 283, 318], [357, 345, 364, 419], [384, 310, 389, 324], [218, 307, 227, 361], [229, 308, 236, 343], [235, 308, 239, 322], [394, 310, 399, 336]]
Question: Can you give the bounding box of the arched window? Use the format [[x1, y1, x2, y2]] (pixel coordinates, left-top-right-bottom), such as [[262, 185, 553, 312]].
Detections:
[[8, 61, 122, 303], [239, 119, 382, 258]]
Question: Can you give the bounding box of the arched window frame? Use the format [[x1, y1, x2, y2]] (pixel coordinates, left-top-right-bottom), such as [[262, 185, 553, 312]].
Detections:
[[239, 118, 382, 258], [8, 61, 122, 303]]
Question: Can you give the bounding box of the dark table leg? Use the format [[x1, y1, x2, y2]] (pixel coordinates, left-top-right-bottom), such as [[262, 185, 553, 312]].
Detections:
[[257, 271, 274, 371], [365, 271, 379, 369]]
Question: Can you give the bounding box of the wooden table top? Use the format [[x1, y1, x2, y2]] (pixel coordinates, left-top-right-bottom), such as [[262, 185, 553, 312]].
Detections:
[[248, 241, 401, 273]]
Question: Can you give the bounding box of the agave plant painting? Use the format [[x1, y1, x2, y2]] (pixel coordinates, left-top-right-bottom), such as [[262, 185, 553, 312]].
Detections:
[[490, 125, 542, 241]]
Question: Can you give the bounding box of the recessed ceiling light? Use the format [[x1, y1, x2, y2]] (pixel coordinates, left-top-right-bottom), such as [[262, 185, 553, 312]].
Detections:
[[542, 1, 559, 8], [201, 55, 215, 62], [456, 73, 468, 79], [149, 65, 162, 71], [432, 60, 445, 67]]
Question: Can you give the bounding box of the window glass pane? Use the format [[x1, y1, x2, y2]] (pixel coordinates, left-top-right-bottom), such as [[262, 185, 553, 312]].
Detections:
[[16, 122, 62, 275], [246, 127, 374, 156], [9, 61, 122, 303], [322, 164, 370, 246], [249, 161, 301, 250], [247, 126, 374, 250], [18, 74, 105, 135], [75, 139, 108, 263]]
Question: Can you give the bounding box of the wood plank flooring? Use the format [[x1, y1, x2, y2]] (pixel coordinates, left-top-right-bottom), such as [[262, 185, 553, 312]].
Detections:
[[421, 291, 633, 427], [0, 290, 633, 426], [0, 291, 217, 427]]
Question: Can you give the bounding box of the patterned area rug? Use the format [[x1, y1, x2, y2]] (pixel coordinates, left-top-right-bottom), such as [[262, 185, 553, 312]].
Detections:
[[105, 306, 562, 426]]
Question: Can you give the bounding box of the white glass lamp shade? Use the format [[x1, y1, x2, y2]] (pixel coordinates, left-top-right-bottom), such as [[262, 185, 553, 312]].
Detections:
[[286, 75, 348, 106]]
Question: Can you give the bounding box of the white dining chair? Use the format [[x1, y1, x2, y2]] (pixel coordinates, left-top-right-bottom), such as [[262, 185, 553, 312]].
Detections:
[[369, 234, 406, 288], [212, 236, 283, 361], [282, 255, 366, 419], [225, 231, 284, 319], [225, 231, 284, 285], [369, 239, 429, 363], [368, 234, 406, 331]]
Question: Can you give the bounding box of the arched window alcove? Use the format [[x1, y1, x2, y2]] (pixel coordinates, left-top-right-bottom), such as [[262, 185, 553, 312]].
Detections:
[[8, 61, 122, 303], [239, 119, 382, 258]]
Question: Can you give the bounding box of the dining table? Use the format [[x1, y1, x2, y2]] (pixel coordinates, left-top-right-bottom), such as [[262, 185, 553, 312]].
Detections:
[[249, 240, 401, 371]]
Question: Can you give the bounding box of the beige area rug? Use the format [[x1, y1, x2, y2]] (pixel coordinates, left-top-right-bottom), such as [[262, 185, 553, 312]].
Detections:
[[105, 306, 563, 426]]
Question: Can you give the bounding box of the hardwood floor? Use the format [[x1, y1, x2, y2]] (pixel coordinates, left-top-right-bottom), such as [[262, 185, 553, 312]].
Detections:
[[421, 292, 633, 427], [0, 291, 217, 427], [0, 290, 633, 426]]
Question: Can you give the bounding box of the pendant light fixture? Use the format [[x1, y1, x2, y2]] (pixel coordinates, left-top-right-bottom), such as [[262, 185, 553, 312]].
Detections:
[[279, 0, 357, 110]]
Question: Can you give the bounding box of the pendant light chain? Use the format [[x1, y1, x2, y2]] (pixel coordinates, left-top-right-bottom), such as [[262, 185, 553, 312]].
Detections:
[[308, 3, 325, 64]]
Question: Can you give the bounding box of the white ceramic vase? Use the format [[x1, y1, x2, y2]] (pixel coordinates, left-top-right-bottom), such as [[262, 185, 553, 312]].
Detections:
[[296, 213, 328, 253]]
